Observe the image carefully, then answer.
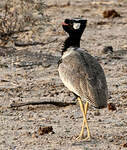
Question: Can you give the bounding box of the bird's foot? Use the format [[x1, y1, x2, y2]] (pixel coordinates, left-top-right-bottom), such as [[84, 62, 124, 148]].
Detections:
[[76, 135, 84, 141], [76, 135, 91, 141], [83, 136, 91, 141]]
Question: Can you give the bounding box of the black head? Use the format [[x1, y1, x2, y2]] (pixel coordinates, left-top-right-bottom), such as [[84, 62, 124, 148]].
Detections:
[[62, 18, 87, 37], [61, 18, 87, 55]]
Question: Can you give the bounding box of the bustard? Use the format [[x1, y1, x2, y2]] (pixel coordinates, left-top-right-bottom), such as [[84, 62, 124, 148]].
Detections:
[[58, 18, 108, 141]]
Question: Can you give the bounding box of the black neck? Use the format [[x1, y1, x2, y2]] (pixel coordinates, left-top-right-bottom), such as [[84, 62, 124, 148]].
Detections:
[[62, 36, 81, 55], [61, 19, 87, 55]]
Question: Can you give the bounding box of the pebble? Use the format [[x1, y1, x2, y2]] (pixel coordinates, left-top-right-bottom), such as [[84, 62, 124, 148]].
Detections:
[[94, 110, 100, 116], [102, 46, 113, 54], [109, 137, 114, 142]]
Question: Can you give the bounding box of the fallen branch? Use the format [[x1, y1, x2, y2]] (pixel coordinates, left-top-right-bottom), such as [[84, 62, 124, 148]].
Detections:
[[9, 100, 76, 108], [14, 39, 57, 47]]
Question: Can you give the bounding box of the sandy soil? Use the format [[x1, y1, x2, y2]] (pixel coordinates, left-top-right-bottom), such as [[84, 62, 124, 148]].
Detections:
[[0, 0, 127, 149]]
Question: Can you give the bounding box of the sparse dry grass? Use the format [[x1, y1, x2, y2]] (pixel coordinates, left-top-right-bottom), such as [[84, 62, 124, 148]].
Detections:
[[0, 0, 47, 46]]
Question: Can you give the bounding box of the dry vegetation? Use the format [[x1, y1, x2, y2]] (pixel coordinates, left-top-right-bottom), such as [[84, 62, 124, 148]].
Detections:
[[0, 0, 47, 46]]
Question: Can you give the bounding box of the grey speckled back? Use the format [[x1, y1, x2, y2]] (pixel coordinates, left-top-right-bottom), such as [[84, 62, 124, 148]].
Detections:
[[58, 47, 108, 108]]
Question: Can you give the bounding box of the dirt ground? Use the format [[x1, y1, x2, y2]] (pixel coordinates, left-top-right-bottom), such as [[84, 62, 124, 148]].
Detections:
[[0, 0, 127, 149]]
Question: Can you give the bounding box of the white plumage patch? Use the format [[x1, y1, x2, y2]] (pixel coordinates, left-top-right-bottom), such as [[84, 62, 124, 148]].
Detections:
[[62, 47, 84, 59], [73, 23, 80, 29], [62, 48, 74, 59]]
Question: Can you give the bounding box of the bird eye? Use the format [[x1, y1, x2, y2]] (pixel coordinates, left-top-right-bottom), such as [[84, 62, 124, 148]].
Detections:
[[73, 23, 80, 29]]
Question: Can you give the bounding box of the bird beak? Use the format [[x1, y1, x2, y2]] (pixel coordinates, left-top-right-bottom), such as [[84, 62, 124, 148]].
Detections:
[[62, 22, 68, 26]]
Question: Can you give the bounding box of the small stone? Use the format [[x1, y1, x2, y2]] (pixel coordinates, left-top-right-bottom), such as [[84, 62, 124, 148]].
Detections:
[[121, 142, 127, 147], [70, 115, 74, 119], [13, 137, 18, 140], [102, 46, 113, 54], [38, 126, 53, 135], [103, 9, 120, 18], [25, 132, 31, 137], [32, 132, 38, 138], [109, 137, 114, 142], [94, 110, 100, 116], [107, 103, 116, 111], [98, 119, 102, 122]]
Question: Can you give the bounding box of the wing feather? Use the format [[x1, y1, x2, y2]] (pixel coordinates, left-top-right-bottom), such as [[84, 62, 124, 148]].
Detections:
[[58, 48, 108, 108]]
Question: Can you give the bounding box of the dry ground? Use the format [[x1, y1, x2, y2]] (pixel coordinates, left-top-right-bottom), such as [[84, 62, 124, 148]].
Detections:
[[0, 0, 127, 149]]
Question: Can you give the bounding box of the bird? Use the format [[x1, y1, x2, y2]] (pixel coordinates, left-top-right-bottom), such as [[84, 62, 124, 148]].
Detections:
[[58, 18, 108, 141]]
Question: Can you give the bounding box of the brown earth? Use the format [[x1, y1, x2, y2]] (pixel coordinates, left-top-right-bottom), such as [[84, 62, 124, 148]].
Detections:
[[0, 0, 127, 149]]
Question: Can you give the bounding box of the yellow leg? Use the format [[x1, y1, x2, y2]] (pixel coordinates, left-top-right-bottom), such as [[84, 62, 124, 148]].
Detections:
[[84, 101, 91, 140], [76, 97, 91, 141]]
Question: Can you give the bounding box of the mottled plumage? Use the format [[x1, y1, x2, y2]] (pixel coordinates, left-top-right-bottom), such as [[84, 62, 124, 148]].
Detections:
[[58, 47, 108, 108], [58, 18, 108, 140]]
